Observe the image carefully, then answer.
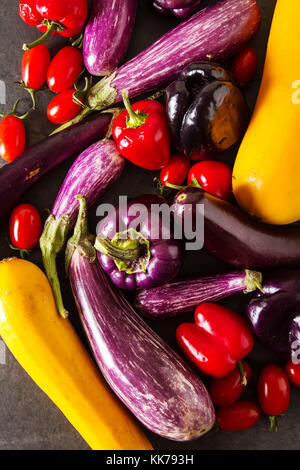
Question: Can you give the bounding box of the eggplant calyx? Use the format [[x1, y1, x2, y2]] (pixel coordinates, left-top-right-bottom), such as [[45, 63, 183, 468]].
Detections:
[[95, 228, 151, 275], [40, 213, 70, 319], [243, 269, 264, 294], [65, 195, 96, 273], [121, 90, 149, 129], [23, 20, 65, 51]]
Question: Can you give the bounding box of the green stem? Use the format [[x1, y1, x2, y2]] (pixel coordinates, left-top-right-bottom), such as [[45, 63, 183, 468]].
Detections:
[[121, 90, 149, 129], [39, 214, 70, 319], [9, 244, 31, 259], [237, 360, 247, 386], [23, 21, 64, 51], [95, 237, 142, 263], [243, 269, 263, 294]]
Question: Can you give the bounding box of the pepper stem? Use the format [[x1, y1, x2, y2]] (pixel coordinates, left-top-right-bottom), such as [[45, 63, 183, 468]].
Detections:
[[237, 360, 247, 386], [39, 213, 70, 319], [121, 90, 149, 129], [23, 20, 64, 51]]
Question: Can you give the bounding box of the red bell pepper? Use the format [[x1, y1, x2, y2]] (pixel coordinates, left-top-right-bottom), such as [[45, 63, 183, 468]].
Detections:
[[112, 91, 171, 171], [19, 0, 88, 50], [176, 303, 254, 378]]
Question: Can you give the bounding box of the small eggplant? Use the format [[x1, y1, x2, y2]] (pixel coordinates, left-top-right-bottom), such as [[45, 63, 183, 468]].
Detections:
[[166, 62, 249, 159], [151, 0, 202, 18], [95, 195, 183, 290]]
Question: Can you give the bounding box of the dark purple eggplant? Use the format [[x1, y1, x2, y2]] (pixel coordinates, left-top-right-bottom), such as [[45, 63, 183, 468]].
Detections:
[[0, 113, 112, 224], [257, 269, 300, 297], [83, 0, 137, 76], [40, 139, 125, 319], [135, 269, 262, 319], [54, 0, 261, 133], [67, 196, 215, 441], [95, 194, 183, 290], [152, 0, 202, 18], [173, 187, 300, 270]]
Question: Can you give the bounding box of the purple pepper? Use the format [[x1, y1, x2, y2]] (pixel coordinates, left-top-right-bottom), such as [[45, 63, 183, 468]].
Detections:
[[40, 138, 125, 318], [247, 269, 300, 360], [95, 194, 184, 290]]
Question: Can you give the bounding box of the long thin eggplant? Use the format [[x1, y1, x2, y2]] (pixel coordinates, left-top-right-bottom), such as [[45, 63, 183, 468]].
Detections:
[[54, 0, 261, 133], [173, 187, 300, 270], [135, 269, 262, 319], [83, 0, 138, 76], [67, 196, 215, 441], [40, 139, 125, 319], [0, 113, 112, 224]]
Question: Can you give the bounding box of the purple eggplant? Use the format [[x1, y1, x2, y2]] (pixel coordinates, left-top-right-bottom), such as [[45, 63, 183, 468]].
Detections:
[[173, 187, 300, 270], [54, 0, 261, 133], [83, 0, 137, 76], [172, 2, 202, 18], [40, 139, 125, 318], [95, 195, 183, 290], [67, 196, 215, 441], [135, 269, 262, 319], [0, 113, 112, 224], [166, 62, 249, 158], [152, 0, 202, 18]]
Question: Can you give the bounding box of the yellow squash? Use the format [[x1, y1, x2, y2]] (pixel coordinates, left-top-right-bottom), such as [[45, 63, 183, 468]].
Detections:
[[0, 257, 152, 450], [233, 0, 300, 225]]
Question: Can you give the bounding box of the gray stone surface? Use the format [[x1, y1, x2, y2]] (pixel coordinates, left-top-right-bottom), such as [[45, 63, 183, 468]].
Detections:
[[1, 0, 299, 451]]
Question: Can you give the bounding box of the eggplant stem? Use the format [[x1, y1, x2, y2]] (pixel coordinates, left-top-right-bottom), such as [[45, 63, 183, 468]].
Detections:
[[243, 269, 263, 293], [40, 214, 70, 319], [49, 107, 92, 136], [237, 360, 247, 386]]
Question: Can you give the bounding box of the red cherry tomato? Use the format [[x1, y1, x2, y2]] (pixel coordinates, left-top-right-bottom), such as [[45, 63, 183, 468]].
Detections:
[[187, 160, 232, 200], [0, 116, 25, 162], [286, 361, 300, 388], [216, 401, 261, 431], [160, 154, 191, 186], [47, 47, 83, 93], [232, 48, 258, 87], [9, 203, 42, 250], [209, 361, 252, 407], [257, 364, 290, 430], [47, 89, 82, 124], [22, 44, 50, 90]]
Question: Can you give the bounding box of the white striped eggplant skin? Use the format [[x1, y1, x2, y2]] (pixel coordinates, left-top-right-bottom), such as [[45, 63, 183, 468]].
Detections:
[[69, 240, 215, 441], [87, 0, 261, 110], [83, 0, 138, 76]]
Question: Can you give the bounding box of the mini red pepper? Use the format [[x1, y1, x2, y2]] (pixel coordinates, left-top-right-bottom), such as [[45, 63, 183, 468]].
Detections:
[[19, 0, 88, 50], [112, 91, 171, 171], [176, 303, 254, 378]]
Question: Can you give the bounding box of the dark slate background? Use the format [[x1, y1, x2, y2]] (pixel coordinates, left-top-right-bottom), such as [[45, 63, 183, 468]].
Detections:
[[1, 0, 298, 451]]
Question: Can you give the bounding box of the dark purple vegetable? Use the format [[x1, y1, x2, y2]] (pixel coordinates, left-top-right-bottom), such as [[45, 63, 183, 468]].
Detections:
[[135, 269, 262, 319], [256, 269, 300, 297], [247, 291, 300, 360], [95, 194, 183, 290], [166, 62, 249, 158], [83, 0, 137, 76], [152, 0, 202, 18], [172, 1, 202, 18], [173, 187, 300, 270], [67, 196, 215, 441], [40, 139, 125, 318], [0, 113, 112, 224], [54, 0, 261, 133]]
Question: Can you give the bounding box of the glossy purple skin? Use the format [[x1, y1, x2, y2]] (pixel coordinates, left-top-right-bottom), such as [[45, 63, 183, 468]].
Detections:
[[88, 0, 260, 108], [0, 113, 111, 224], [69, 250, 215, 440], [97, 195, 183, 290], [156, 0, 198, 7], [173, 187, 300, 270], [83, 0, 137, 76], [52, 140, 125, 227], [172, 2, 202, 18], [153, 0, 201, 18], [257, 269, 300, 298], [135, 271, 255, 319], [247, 291, 300, 360]]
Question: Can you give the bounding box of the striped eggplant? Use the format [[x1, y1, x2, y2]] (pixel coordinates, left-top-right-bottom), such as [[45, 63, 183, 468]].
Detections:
[[0, 113, 112, 223], [83, 0, 138, 76], [40, 139, 125, 319], [54, 0, 261, 133], [67, 196, 215, 441], [135, 269, 263, 319]]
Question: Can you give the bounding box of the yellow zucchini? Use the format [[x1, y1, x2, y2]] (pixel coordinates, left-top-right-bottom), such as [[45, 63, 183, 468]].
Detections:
[[0, 257, 152, 450], [233, 0, 300, 225]]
